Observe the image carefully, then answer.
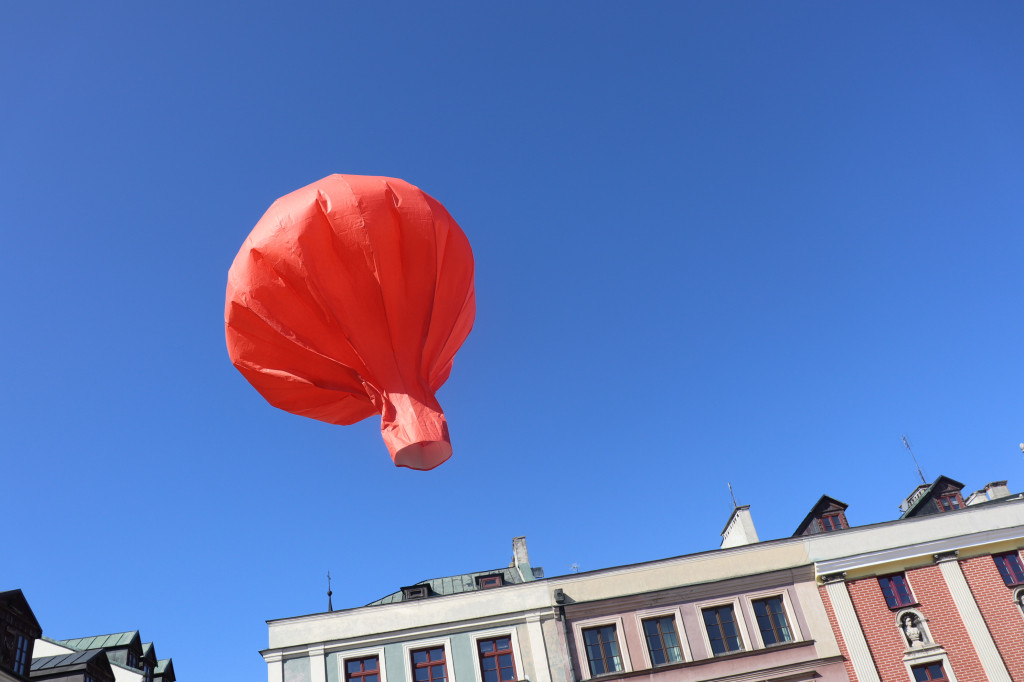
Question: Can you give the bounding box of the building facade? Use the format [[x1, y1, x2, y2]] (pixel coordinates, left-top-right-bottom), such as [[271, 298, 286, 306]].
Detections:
[[262, 476, 1024, 682]]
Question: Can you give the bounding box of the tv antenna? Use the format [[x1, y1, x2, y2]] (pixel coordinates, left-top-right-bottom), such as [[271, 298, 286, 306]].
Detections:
[[568, 563, 579, 574], [728, 482, 739, 509], [327, 570, 334, 612], [901, 435, 927, 485]]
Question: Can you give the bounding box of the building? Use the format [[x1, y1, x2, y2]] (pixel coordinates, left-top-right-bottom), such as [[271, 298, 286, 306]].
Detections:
[[262, 474, 1024, 682], [0, 590, 178, 682]]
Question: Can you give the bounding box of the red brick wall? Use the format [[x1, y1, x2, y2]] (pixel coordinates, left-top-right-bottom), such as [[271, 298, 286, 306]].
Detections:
[[846, 564, 987, 682], [818, 584, 859, 681], [960, 552, 1024, 680]]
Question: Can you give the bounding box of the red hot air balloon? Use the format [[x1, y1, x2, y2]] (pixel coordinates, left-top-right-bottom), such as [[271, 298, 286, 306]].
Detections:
[[225, 174, 475, 470]]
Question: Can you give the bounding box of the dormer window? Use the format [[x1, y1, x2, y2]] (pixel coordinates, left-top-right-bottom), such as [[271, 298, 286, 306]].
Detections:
[[936, 492, 964, 512], [819, 512, 847, 532], [402, 586, 428, 601], [477, 575, 503, 589]]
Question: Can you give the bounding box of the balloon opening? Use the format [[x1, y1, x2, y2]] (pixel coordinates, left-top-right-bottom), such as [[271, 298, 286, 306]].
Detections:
[[394, 440, 453, 471], [381, 392, 453, 471]]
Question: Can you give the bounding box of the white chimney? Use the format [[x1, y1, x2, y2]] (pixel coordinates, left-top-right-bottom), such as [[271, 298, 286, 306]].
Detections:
[[721, 505, 759, 548]]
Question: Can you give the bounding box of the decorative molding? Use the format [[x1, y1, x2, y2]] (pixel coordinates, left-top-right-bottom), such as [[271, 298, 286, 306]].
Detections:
[[822, 579, 881, 682], [467, 626, 525, 682], [932, 550, 959, 563], [935, 559, 1011, 681]]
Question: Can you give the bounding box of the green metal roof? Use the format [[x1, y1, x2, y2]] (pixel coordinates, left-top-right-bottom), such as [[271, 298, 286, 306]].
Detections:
[[59, 631, 140, 651], [367, 566, 524, 605], [155, 659, 173, 674]]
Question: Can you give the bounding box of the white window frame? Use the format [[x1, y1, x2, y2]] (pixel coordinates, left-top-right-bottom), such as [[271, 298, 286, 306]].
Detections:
[[337, 646, 388, 682], [631, 606, 691, 668], [694, 597, 750, 658], [743, 588, 803, 649], [469, 626, 525, 682], [571, 615, 632, 680], [404, 638, 456, 682], [1013, 587, 1024, 625], [902, 652, 959, 682]]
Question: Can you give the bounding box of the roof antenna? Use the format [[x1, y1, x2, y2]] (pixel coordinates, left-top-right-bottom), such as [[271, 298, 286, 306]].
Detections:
[[901, 435, 927, 485], [728, 482, 739, 509], [568, 563, 579, 574], [327, 570, 334, 612]]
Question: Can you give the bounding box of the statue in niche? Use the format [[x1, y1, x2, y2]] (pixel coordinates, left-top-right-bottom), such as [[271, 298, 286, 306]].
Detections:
[[901, 613, 927, 648]]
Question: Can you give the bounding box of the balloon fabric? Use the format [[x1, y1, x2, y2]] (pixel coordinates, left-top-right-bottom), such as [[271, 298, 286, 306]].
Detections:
[[225, 174, 475, 470]]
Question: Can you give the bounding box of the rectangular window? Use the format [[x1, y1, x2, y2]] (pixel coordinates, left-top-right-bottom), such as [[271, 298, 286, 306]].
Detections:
[[752, 597, 792, 646], [993, 552, 1024, 586], [477, 637, 516, 682], [912, 662, 949, 681], [641, 616, 682, 666], [936, 493, 963, 512], [412, 648, 447, 682], [878, 574, 915, 609], [347, 656, 380, 682], [819, 512, 846, 531], [702, 605, 742, 655], [477, 576, 503, 589], [13, 634, 30, 675], [582, 625, 622, 676]]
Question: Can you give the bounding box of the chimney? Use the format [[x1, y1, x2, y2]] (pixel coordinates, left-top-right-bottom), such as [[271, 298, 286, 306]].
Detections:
[[511, 536, 536, 582], [721, 505, 759, 548], [966, 480, 1010, 506]]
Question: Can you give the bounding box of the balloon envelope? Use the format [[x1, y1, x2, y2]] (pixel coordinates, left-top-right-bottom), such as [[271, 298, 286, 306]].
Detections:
[[225, 174, 475, 470]]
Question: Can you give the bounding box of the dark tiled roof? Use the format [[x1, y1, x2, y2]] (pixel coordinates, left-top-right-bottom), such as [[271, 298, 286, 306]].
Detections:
[[31, 650, 105, 671], [368, 567, 525, 605]]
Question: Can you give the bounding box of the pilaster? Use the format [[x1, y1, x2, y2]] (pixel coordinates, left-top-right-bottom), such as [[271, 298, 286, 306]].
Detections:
[[822, 572, 881, 682]]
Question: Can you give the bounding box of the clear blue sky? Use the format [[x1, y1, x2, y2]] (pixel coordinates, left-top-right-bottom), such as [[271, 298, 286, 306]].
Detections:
[[2, 3, 1022, 681]]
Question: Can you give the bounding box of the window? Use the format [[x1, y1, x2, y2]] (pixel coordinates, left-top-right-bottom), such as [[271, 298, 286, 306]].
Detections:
[[752, 597, 792, 645], [477, 637, 515, 682], [403, 586, 429, 600], [582, 625, 622, 676], [477, 575, 503, 589], [641, 616, 682, 666], [936, 493, 963, 512], [347, 657, 380, 682], [702, 605, 743, 655], [878, 574, 916, 609], [143, 662, 153, 682], [13, 634, 30, 675], [412, 648, 447, 682], [994, 552, 1024, 586], [911, 662, 949, 681], [127, 651, 139, 668], [819, 512, 846, 531]]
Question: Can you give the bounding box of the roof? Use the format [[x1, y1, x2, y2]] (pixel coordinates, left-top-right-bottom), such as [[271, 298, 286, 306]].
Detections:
[[901, 475, 965, 518], [367, 566, 526, 605], [142, 642, 156, 660], [155, 659, 174, 674], [792, 495, 849, 536], [30, 649, 113, 679], [0, 589, 42, 636], [58, 631, 140, 651]]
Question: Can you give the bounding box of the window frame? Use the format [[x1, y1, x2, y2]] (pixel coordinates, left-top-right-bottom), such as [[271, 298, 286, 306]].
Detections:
[[819, 512, 847, 532], [993, 551, 1024, 587], [878, 573, 917, 609], [13, 633, 31, 675], [476, 575, 504, 589], [570, 615, 632, 680], [469, 627, 524, 682], [902, 651, 959, 682], [695, 597, 749, 658], [745, 589, 800, 649], [338, 646, 389, 682], [935, 492, 964, 512], [402, 639, 456, 682], [631, 606, 690, 668]]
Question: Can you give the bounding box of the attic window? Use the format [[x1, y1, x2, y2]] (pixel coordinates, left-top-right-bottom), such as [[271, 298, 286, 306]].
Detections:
[[402, 586, 428, 601], [477, 575, 503, 589], [819, 512, 847, 532], [936, 492, 964, 512]]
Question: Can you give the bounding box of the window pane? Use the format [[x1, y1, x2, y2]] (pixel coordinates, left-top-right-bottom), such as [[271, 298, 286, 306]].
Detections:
[[413, 651, 428, 665], [496, 637, 510, 650], [500, 669, 515, 681], [479, 641, 494, 654], [484, 672, 498, 682]]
